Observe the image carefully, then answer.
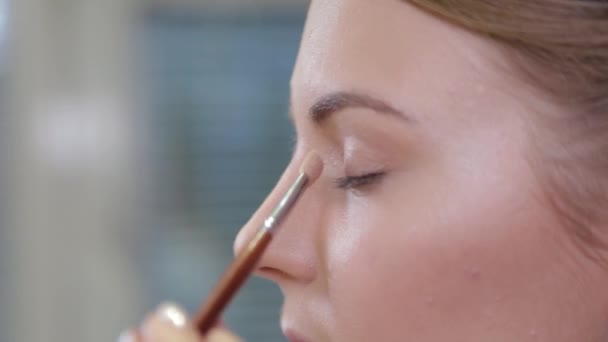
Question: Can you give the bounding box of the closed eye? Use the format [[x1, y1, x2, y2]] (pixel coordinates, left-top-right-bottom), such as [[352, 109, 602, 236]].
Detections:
[[335, 171, 386, 190]]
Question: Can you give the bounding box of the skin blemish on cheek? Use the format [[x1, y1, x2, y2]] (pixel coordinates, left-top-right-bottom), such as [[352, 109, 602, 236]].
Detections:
[[467, 267, 482, 280]]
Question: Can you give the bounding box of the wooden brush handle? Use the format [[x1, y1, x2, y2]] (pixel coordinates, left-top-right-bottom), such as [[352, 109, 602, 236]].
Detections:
[[194, 230, 273, 335]]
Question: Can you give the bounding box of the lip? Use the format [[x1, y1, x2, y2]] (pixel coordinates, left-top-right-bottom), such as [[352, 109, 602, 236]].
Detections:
[[283, 330, 310, 342], [283, 328, 313, 342], [281, 300, 326, 342]]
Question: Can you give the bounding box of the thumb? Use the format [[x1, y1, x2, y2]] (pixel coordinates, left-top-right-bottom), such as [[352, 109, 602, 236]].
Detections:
[[206, 327, 243, 342], [138, 303, 200, 342], [118, 302, 244, 342]]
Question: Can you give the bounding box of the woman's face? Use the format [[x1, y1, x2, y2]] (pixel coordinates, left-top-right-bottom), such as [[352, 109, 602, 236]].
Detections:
[[235, 1, 608, 341]]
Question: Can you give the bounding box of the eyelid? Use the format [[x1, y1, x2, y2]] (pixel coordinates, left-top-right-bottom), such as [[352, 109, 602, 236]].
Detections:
[[335, 171, 386, 190]]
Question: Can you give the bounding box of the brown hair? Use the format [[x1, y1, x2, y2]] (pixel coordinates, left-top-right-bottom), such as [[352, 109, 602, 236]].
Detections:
[[408, 0, 608, 259]]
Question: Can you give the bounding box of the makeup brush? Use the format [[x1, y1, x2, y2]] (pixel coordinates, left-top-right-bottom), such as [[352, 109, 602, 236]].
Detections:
[[194, 152, 324, 335]]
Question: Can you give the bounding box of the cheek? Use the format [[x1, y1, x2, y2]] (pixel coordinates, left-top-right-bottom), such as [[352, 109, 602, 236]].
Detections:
[[322, 159, 566, 339]]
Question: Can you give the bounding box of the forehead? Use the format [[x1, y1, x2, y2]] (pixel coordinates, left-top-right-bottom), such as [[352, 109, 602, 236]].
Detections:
[[290, 0, 511, 124]]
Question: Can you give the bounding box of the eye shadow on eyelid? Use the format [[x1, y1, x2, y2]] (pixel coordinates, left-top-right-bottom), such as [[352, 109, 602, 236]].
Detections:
[[343, 136, 390, 166]]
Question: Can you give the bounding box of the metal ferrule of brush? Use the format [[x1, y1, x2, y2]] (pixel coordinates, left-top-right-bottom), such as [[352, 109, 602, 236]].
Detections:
[[262, 172, 308, 234]]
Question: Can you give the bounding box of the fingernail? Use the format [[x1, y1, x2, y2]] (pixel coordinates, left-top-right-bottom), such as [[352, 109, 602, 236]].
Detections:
[[208, 328, 241, 342], [117, 330, 135, 342], [156, 302, 188, 328]]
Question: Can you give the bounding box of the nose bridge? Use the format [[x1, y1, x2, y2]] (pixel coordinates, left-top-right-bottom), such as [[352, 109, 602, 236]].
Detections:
[[233, 161, 298, 255], [233, 160, 320, 283]]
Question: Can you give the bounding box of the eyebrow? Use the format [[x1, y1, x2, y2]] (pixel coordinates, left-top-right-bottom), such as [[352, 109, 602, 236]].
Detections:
[[308, 91, 414, 124]]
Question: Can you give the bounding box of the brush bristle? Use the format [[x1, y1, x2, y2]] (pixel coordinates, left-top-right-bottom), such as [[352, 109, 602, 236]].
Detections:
[[299, 151, 323, 183]]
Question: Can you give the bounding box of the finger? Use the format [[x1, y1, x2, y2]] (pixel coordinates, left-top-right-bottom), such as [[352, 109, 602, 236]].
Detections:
[[139, 302, 200, 342], [117, 329, 139, 342], [206, 327, 243, 342]]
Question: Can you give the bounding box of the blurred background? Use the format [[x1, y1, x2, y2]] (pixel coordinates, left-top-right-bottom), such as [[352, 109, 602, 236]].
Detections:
[[0, 0, 307, 341]]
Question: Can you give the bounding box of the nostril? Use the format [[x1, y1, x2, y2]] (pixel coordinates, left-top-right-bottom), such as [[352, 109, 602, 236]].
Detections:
[[256, 266, 292, 282], [258, 266, 272, 274], [258, 266, 275, 274]]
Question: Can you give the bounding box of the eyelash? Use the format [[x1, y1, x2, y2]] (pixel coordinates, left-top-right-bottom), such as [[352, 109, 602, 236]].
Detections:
[[335, 171, 386, 190]]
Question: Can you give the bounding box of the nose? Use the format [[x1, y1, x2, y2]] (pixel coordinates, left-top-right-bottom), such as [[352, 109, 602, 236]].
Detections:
[[233, 157, 321, 284]]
